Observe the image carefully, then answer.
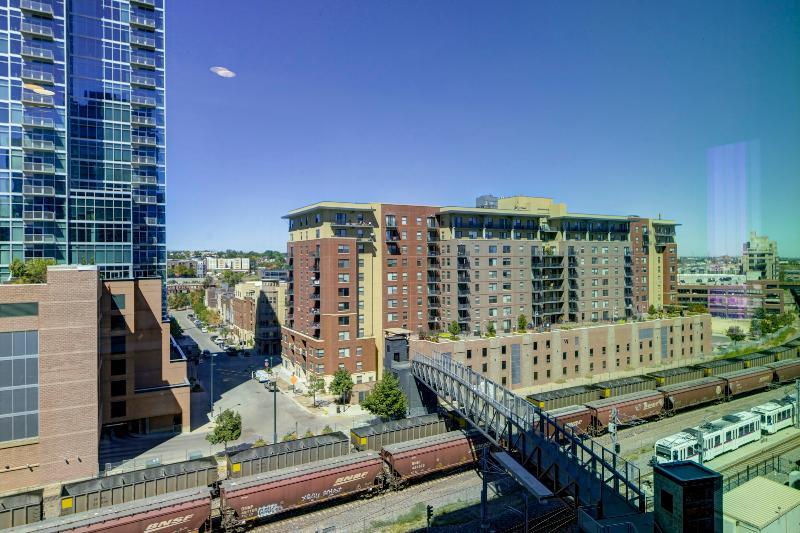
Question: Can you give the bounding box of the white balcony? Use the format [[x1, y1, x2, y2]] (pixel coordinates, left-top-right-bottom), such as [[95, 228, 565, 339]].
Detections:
[[130, 15, 156, 29], [20, 0, 54, 17], [131, 155, 156, 165], [23, 139, 55, 151], [21, 46, 54, 62], [21, 69, 54, 84], [131, 115, 156, 126], [130, 34, 156, 49], [132, 195, 158, 205], [130, 55, 156, 69], [23, 210, 55, 221], [131, 95, 157, 107], [20, 22, 54, 40], [131, 135, 156, 146], [131, 0, 156, 7], [22, 184, 55, 196], [22, 116, 55, 129], [22, 92, 54, 107], [24, 161, 55, 173], [132, 174, 157, 185], [24, 234, 55, 244], [130, 74, 156, 87]]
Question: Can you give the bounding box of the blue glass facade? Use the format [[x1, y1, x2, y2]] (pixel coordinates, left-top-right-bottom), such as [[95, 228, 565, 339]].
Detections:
[[0, 0, 165, 281]]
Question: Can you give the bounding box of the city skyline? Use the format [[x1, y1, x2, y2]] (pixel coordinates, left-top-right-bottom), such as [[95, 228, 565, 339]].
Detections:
[[166, 0, 800, 256]]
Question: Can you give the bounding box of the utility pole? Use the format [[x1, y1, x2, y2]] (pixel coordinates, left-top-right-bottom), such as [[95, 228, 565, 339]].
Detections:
[[273, 379, 278, 444], [610, 407, 619, 454], [209, 352, 215, 414], [480, 446, 489, 531], [795, 379, 800, 429]]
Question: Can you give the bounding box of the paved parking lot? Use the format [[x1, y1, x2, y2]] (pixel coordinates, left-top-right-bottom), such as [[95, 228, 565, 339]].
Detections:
[[100, 309, 374, 470]]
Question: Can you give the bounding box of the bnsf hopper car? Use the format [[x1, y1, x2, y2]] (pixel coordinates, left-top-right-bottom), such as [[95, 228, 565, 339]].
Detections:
[[545, 405, 593, 436], [734, 351, 776, 368], [527, 385, 601, 411], [350, 414, 445, 451], [381, 431, 480, 487], [13, 487, 212, 533], [718, 367, 773, 397], [585, 390, 665, 435], [762, 345, 795, 361], [220, 451, 384, 528], [227, 431, 349, 478], [0, 491, 42, 529], [765, 359, 800, 383], [60, 456, 218, 516], [696, 359, 745, 377], [648, 366, 704, 387], [593, 376, 656, 398], [659, 377, 726, 413]]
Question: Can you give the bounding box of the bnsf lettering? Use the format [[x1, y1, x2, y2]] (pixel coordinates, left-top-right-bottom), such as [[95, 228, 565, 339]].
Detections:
[[333, 471, 368, 486], [144, 514, 194, 532]]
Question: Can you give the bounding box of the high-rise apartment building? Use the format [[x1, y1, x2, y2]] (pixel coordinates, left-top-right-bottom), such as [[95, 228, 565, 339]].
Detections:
[[742, 231, 779, 281], [0, 0, 166, 281], [281, 196, 678, 388]]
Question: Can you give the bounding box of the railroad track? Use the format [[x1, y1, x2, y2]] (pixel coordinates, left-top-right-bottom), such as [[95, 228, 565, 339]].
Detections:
[[717, 431, 800, 477]]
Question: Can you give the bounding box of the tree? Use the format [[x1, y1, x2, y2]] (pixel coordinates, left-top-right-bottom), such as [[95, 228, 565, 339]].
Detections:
[[687, 303, 709, 314], [306, 375, 325, 407], [725, 326, 746, 346], [486, 323, 496, 337], [517, 314, 528, 332], [329, 369, 354, 404], [206, 409, 241, 452], [361, 373, 407, 420], [647, 304, 657, 316], [169, 316, 183, 338], [448, 321, 461, 339], [749, 318, 762, 339], [168, 292, 190, 310], [753, 308, 767, 320], [221, 270, 245, 287], [169, 264, 196, 278], [8, 258, 57, 284]]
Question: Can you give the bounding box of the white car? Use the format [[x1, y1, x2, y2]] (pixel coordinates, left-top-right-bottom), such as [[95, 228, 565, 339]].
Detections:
[[201, 327, 208, 333]]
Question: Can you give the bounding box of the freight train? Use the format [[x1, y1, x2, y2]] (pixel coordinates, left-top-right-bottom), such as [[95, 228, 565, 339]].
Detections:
[[3, 420, 480, 532], [532, 338, 800, 436], [653, 393, 797, 464]]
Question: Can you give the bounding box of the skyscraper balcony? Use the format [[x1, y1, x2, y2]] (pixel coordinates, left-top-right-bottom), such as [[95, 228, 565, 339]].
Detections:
[[21, 69, 54, 84], [22, 92, 54, 107], [22, 46, 54, 62], [20, 22, 54, 40], [130, 15, 157, 29], [23, 139, 55, 151], [20, 0, 54, 17], [130, 55, 157, 69]]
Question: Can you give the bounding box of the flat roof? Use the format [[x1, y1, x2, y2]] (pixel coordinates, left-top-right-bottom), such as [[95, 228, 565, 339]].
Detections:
[[654, 460, 721, 482], [724, 477, 800, 529]]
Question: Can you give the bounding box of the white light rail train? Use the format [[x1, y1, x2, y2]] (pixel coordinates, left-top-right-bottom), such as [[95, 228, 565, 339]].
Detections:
[[653, 394, 797, 465]]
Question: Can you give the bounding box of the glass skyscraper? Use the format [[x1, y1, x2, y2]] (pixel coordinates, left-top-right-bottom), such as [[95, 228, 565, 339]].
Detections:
[[0, 0, 165, 281]]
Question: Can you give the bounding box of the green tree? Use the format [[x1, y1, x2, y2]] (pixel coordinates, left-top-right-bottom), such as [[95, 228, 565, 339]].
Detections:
[[725, 325, 746, 346], [329, 369, 354, 404], [9, 258, 24, 280], [168, 292, 191, 310], [221, 270, 245, 287], [361, 373, 407, 420], [9, 258, 57, 284], [753, 308, 767, 320], [306, 375, 325, 407], [647, 304, 657, 316], [486, 323, 496, 337], [687, 303, 709, 314], [517, 314, 528, 332], [206, 409, 241, 452], [448, 320, 461, 339], [169, 264, 196, 278], [169, 316, 183, 338]]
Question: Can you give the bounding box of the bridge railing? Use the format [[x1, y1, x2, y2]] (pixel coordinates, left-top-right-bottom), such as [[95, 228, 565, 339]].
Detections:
[[411, 353, 645, 512]]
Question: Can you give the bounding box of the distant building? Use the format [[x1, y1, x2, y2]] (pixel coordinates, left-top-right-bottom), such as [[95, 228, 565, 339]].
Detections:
[[0, 266, 189, 496], [165, 277, 206, 296], [258, 269, 289, 281], [743, 231, 779, 280], [723, 476, 800, 533], [230, 280, 286, 355], [205, 257, 251, 272], [677, 277, 785, 318], [653, 461, 722, 533]]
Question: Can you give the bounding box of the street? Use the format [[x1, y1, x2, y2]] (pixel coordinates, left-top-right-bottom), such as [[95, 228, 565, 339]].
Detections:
[[99, 309, 374, 471]]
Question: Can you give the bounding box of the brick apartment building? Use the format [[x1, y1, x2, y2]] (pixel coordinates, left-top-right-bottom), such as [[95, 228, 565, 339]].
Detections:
[[281, 196, 679, 390], [0, 266, 189, 495], [410, 314, 712, 390], [230, 280, 286, 355]]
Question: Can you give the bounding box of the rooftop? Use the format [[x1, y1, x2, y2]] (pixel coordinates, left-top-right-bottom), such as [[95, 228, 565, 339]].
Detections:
[[654, 460, 721, 482], [724, 476, 800, 529]]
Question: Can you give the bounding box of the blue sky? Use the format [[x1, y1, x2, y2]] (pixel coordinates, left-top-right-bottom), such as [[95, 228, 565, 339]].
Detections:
[[166, 1, 800, 256]]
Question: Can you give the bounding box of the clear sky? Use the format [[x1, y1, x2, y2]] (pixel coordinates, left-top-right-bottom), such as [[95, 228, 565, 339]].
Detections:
[[166, 0, 800, 257]]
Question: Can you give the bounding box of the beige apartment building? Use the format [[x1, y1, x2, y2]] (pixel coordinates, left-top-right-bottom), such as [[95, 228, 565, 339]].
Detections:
[[205, 256, 251, 272], [410, 314, 712, 390], [0, 266, 189, 496], [231, 280, 286, 355], [281, 195, 679, 391], [742, 231, 779, 280]]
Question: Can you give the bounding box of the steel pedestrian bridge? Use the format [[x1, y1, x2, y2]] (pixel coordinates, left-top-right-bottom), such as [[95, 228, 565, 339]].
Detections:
[[410, 353, 646, 518]]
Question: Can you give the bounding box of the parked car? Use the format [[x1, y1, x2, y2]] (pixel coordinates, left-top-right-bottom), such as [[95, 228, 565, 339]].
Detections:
[[201, 327, 208, 333]]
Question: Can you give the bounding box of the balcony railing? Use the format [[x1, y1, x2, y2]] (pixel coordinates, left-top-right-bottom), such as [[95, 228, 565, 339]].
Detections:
[[131, 0, 156, 6], [131, 74, 157, 87], [131, 115, 156, 126], [23, 234, 55, 244], [21, 69, 54, 84], [20, 22, 54, 39], [23, 161, 55, 173], [23, 210, 55, 221], [130, 55, 156, 68], [22, 116, 55, 129], [21, 46, 54, 62], [132, 195, 158, 204], [22, 92, 54, 107], [130, 34, 156, 49], [131, 174, 157, 185], [23, 139, 55, 151], [131, 135, 156, 146], [21, 0, 54, 17], [130, 15, 157, 29], [131, 155, 157, 165], [22, 184, 55, 196], [131, 94, 157, 107]]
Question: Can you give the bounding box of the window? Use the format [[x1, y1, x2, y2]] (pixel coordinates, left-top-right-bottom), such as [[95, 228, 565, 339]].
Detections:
[[337, 244, 350, 253], [0, 303, 38, 317], [338, 348, 350, 358], [338, 259, 350, 268], [0, 330, 39, 442], [660, 490, 674, 514], [338, 316, 350, 325], [110, 314, 126, 331], [338, 273, 350, 283], [482, 363, 487, 372], [110, 380, 126, 397], [338, 331, 350, 341], [110, 359, 126, 376], [110, 401, 126, 418], [110, 335, 126, 355], [466, 349, 472, 359]]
